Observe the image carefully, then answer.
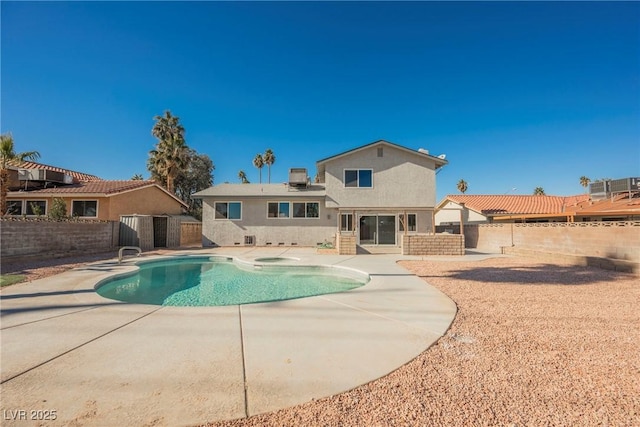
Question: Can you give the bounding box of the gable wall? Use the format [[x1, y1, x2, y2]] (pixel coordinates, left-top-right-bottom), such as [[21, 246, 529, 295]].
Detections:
[[109, 186, 184, 219], [323, 144, 438, 208]]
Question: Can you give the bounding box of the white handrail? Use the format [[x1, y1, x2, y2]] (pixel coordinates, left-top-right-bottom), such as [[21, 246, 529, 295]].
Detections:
[[118, 246, 142, 264]]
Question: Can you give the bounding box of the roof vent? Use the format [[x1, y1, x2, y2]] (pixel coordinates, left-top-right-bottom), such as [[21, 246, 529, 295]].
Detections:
[[288, 168, 308, 188]]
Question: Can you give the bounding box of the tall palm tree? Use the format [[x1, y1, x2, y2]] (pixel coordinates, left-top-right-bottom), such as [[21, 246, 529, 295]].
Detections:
[[238, 170, 249, 184], [580, 176, 591, 193], [264, 148, 276, 183], [253, 153, 264, 184], [149, 111, 188, 194], [131, 173, 144, 180], [0, 133, 41, 215], [457, 179, 468, 194], [533, 187, 545, 195]]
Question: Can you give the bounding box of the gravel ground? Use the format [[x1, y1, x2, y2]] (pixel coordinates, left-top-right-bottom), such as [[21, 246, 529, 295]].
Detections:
[[205, 256, 639, 427], [2, 254, 638, 426]]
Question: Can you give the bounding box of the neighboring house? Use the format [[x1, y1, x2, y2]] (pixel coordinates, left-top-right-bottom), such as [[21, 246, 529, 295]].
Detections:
[[435, 192, 640, 224], [5, 161, 188, 221], [194, 140, 448, 247]]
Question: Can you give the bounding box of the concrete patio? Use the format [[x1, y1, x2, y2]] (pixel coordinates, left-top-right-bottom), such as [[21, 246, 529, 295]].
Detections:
[[1, 248, 460, 426]]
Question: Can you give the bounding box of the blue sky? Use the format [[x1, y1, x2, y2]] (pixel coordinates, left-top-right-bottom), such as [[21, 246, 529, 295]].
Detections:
[[2, 1, 639, 201]]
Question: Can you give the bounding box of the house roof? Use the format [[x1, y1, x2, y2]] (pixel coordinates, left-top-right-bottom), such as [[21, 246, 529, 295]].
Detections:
[[316, 140, 448, 169], [8, 180, 189, 208], [6, 160, 102, 183], [438, 194, 590, 216], [193, 183, 327, 198]]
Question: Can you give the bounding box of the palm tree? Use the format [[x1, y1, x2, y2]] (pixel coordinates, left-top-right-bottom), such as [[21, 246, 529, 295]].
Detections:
[[533, 187, 546, 195], [149, 111, 188, 194], [253, 153, 264, 184], [238, 170, 249, 184], [131, 173, 144, 180], [264, 148, 276, 183], [580, 176, 590, 193], [457, 179, 468, 194], [0, 133, 41, 215]]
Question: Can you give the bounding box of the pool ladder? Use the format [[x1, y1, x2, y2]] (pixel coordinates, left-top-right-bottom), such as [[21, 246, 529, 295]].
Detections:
[[118, 246, 142, 264]]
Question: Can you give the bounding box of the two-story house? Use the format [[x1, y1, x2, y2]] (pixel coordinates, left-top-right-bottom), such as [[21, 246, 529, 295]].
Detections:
[[194, 140, 448, 252]]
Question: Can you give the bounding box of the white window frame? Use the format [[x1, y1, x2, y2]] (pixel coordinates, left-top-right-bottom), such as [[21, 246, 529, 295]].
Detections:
[[72, 199, 98, 218], [25, 200, 47, 216], [293, 201, 320, 219], [399, 213, 417, 233], [267, 201, 291, 219], [343, 169, 373, 188], [340, 213, 354, 231], [214, 201, 242, 221], [6, 200, 23, 215]]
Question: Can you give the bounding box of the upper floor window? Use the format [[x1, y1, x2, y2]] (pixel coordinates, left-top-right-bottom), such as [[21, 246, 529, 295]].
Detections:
[[268, 202, 290, 218], [26, 200, 46, 216], [73, 200, 97, 217], [215, 202, 242, 220], [344, 169, 372, 188]]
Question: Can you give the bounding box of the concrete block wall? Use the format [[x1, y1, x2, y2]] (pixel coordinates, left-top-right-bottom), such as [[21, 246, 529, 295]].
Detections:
[[337, 233, 357, 255], [1, 219, 118, 259], [180, 222, 203, 246], [401, 234, 465, 256], [464, 221, 640, 262]]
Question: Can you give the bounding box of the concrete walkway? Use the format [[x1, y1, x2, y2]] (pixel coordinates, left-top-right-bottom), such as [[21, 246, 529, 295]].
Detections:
[[1, 248, 460, 426]]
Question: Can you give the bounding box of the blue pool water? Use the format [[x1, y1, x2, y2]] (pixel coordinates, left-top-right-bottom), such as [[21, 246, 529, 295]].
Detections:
[[96, 256, 368, 306]]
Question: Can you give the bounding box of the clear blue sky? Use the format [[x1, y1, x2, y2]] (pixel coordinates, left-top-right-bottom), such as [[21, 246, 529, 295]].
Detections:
[[2, 1, 639, 201]]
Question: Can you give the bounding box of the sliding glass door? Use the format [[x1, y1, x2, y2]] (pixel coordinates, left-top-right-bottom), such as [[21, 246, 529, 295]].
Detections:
[[359, 215, 396, 245]]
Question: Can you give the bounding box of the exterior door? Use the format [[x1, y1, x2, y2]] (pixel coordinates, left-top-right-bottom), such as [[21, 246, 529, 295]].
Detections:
[[359, 215, 396, 245]]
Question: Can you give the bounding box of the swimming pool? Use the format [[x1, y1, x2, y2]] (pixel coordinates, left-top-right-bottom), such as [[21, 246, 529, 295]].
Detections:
[[96, 256, 369, 306]]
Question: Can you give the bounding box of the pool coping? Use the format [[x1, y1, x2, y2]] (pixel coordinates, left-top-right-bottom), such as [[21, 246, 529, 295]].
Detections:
[[0, 247, 469, 426]]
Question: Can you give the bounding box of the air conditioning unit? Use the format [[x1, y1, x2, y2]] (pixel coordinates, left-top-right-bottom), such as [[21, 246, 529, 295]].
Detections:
[[288, 168, 308, 188]]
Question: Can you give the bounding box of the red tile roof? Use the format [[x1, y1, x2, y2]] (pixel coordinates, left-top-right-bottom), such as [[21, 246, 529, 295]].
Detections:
[[443, 194, 590, 215], [12, 180, 156, 195], [6, 160, 102, 183]]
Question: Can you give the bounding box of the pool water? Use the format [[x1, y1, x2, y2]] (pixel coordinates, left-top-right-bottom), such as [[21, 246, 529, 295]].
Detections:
[[96, 257, 368, 306]]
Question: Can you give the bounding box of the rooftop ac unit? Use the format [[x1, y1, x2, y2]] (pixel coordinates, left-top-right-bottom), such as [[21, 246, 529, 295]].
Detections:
[[288, 168, 308, 188]]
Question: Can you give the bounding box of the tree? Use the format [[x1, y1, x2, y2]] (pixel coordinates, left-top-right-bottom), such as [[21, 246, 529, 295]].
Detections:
[[49, 197, 67, 220], [533, 187, 546, 195], [0, 133, 41, 215], [173, 149, 214, 220], [457, 179, 468, 194], [264, 148, 276, 183], [148, 111, 188, 194], [131, 173, 144, 180], [253, 153, 264, 184], [238, 170, 249, 184], [580, 176, 591, 193]]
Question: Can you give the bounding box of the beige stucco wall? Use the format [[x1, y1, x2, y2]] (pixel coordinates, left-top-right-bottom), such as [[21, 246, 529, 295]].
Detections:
[[109, 187, 184, 219], [435, 201, 488, 225], [201, 197, 336, 247], [7, 187, 184, 222], [323, 144, 439, 209]]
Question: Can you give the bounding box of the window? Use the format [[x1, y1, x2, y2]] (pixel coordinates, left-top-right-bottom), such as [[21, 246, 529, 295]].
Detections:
[[340, 213, 354, 231], [26, 200, 46, 216], [344, 169, 372, 188], [6, 201, 22, 215], [268, 202, 290, 218], [72, 200, 97, 217], [293, 202, 319, 218], [399, 213, 417, 232], [215, 202, 242, 220]]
